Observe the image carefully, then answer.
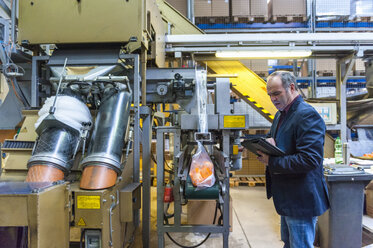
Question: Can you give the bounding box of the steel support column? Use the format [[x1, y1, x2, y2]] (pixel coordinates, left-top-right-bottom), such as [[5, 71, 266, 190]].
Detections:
[[120, 54, 141, 228], [141, 106, 152, 248]]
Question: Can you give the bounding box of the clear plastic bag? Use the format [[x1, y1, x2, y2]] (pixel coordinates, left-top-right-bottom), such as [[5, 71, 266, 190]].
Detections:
[[189, 142, 216, 190]]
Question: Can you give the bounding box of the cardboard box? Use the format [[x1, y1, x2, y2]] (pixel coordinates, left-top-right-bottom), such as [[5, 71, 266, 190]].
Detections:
[[269, 0, 306, 16], [212, 0, 229, 16], [366, 181, 373, 218], [250, 0, 268, 16], [250, 59, 269, 73], [355, 58, 366, 71], [187, 197, 233, 231], [240, 59, 268, 75], [166, 0, 188, 17], [235, 152, 266, 175], [232, 0, 250, 16], [194, 0, 212, 17], [316, 59, 336, 73]]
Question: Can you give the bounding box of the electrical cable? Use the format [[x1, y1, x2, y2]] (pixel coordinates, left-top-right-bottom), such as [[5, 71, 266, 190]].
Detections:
[[165, 202, 219, 248], [12, 78, 30, 106], [9, 79, 23, 103], [79, 229, 86, 248], [122, 225, 137, 248], [1, 43, 30, 107]]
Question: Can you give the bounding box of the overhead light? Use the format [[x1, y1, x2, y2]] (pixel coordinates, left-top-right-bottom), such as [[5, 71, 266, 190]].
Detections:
[[215, 50, 312, 59]]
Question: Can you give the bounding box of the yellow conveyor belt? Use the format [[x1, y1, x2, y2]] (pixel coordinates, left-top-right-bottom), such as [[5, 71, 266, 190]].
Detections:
[[206, 60, 276, 122]]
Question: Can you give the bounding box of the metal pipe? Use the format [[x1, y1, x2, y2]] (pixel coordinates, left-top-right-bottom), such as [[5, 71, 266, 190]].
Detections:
[[26, 94, 90, 182], [187, 0, 194, 23], [80, 90, 132, 189], [10, 0, 16, 45], [141, 46, 147, 106], [26, 127, 80, 182]]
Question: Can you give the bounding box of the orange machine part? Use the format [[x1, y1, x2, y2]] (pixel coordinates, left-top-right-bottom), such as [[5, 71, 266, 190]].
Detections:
[[26, 165, 64, 182], [80, 165, 117, 190]]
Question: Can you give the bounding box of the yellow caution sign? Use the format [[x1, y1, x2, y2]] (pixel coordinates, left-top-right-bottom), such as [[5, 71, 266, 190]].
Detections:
[[224, 115, 246, 128], [77, 218, 86, 226], [77, 195, 101, 209]]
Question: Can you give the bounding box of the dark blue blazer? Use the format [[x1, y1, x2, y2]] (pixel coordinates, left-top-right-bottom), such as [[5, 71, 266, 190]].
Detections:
[[266, 96, 330, 217]]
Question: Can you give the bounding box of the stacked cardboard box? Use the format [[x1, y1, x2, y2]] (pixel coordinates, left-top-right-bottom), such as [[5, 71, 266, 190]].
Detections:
[[251, 60, 269, 76], [232, 0, 250, 17], [236, 150, 266, 175], [316, 59, 336, 76], [166, 0, 188, 17], [194, 0, 212, 17], [212, 0, 229, 16], [355, 58, 366, 75], [250, 0, 268, 17], [240, 59, 269, 76], [269, 0, 306, 21]]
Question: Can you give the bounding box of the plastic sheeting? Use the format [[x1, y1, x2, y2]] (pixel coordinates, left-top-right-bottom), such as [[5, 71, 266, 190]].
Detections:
[[195, 69, 208, 133], [35, 95, 92, 132]]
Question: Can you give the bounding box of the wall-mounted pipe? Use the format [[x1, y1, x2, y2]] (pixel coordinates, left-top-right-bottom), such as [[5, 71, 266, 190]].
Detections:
[[80, 89, 132, 189], [11, 0, 17, 45]]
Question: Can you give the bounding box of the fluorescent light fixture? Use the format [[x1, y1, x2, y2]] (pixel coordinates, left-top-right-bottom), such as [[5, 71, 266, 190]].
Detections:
[[215, 50, 312, 59]]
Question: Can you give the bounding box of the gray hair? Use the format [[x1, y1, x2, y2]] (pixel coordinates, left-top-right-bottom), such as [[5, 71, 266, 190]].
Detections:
[[267, 71, 299, 90]]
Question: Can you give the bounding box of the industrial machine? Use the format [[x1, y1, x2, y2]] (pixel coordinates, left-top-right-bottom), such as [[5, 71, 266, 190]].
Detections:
[[0, 1, 245, 248], [0, 50, 146, 248], [150, 71, 249, 247]]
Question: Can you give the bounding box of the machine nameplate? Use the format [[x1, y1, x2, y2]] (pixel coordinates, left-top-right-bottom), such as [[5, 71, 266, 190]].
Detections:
[[77, 195, 101, 209], [223, 116, 246, 128]]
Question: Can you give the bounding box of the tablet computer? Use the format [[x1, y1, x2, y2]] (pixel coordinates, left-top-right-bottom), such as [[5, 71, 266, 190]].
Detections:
[[241, 137, 285, 157]]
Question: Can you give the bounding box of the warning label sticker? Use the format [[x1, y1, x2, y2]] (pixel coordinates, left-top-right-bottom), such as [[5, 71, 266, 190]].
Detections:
[[77, 217, 86, 226], [77, 195, 101, 209], [223, 115, 246, 128]]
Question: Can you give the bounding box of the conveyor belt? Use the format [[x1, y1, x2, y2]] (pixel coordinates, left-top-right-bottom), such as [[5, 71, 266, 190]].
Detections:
[[206, 60, 277, 121]]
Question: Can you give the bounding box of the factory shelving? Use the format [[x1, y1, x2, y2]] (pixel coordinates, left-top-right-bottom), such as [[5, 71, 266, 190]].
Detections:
[[199, 21, 373, 33]]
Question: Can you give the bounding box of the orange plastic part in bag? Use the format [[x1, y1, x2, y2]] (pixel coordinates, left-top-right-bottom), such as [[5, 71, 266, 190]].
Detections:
[[189, 142, 216, 190]]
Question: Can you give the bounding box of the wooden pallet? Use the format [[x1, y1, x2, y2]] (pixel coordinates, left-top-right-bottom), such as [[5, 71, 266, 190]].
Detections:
[[195, 16, 230, 25], [230, 177, 239, 187], [355, 71, 366, 76], [233, 15, 269, 23], [354, 16, 373, 22], [317, 70, 335, 76], [249, 15, 269, 23], [271, 15, 307, 23], [234, 177, 265, 187]]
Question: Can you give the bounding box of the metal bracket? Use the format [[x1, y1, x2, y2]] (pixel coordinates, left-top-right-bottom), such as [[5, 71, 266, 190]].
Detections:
[[194, 132, 211, 142]]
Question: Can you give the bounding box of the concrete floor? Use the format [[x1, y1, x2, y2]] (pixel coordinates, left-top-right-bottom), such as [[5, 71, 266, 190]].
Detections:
[[133, 186, 283, 248]]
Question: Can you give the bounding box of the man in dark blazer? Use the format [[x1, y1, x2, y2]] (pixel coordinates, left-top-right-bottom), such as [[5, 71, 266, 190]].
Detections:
[[257, 71, 329, 248]]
